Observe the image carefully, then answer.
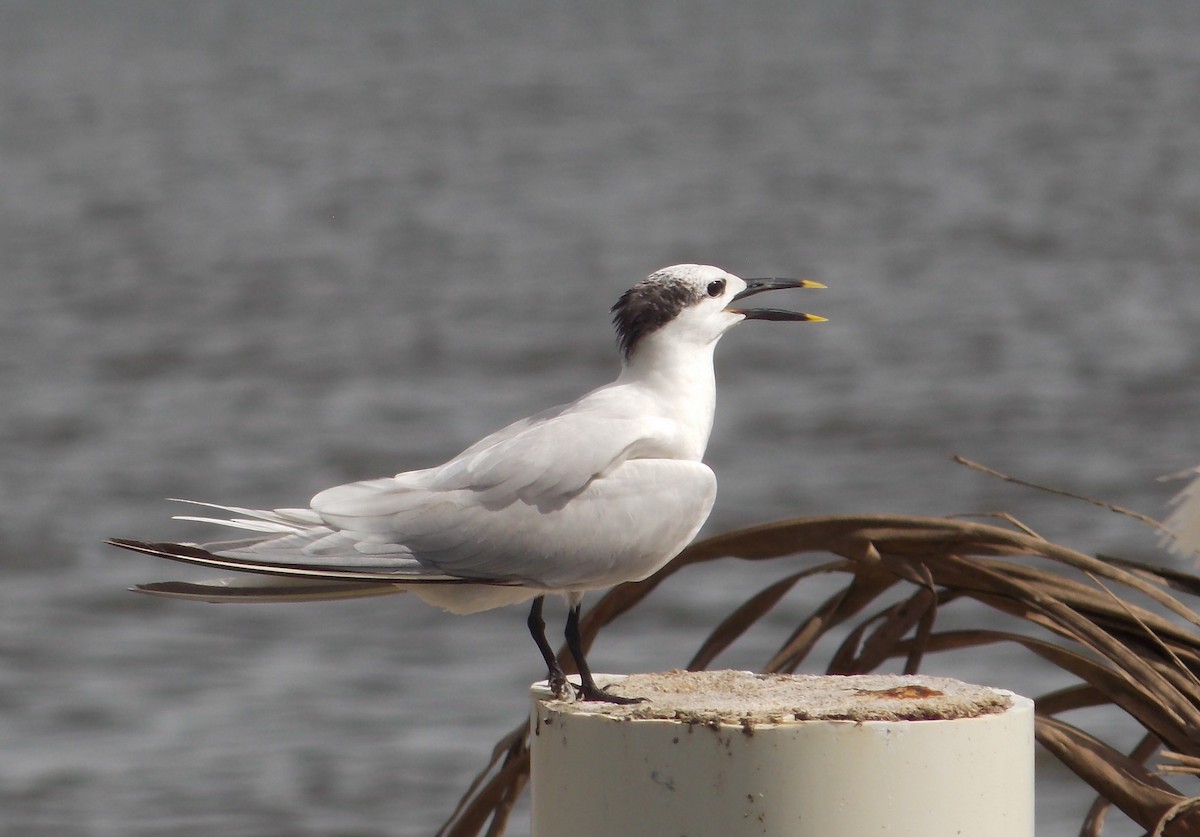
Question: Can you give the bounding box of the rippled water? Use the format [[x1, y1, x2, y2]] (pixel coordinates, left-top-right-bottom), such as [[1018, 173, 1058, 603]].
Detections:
[[3, 2, 1199, 834]]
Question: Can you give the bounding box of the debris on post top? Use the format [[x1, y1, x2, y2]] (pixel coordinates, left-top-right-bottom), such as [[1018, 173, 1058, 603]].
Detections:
[[536, 669, 1013, 725]]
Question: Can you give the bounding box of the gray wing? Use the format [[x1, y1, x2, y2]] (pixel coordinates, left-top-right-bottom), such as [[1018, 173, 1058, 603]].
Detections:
[[312, 387, 675, 523]]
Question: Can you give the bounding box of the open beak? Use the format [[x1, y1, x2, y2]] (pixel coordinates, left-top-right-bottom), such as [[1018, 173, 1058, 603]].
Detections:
[[725, 278, 827, 322]]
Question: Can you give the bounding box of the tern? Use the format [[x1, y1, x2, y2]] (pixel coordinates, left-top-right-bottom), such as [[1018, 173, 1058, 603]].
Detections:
[[109, 264, 825, 703]]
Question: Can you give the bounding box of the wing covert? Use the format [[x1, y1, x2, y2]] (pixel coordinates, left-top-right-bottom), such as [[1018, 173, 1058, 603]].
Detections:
[[432, 412, 671, 509]]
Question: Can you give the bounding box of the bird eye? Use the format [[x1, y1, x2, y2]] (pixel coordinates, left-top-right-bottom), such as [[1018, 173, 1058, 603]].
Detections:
[[706, 279, 726, 298]]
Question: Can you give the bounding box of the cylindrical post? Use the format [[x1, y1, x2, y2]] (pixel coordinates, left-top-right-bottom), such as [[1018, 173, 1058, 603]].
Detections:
[[530, 670, 1033, 837]]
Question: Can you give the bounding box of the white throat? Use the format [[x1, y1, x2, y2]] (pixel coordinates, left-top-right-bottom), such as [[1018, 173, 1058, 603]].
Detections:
[[616, 330, 721, 461]]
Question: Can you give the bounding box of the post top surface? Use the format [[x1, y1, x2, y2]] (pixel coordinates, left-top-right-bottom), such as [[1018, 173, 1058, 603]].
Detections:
[[534, 670, 1016, 725]]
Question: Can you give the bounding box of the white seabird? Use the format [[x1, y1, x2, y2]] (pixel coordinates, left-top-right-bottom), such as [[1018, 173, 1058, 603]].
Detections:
[[109, 264, 825, 702]]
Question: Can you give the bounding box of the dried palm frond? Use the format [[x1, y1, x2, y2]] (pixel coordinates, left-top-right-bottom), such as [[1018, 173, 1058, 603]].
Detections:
[[439, 500, 1200, 836]]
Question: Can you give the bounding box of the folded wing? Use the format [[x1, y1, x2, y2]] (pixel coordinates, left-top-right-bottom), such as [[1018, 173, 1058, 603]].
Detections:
[[112, 393, 702, 596]]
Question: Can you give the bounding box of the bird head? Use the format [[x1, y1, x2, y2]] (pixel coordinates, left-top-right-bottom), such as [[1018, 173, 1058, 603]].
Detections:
[[610, 264, 825, 361]]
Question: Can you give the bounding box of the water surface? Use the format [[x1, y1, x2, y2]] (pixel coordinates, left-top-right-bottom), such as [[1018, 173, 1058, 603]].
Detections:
[[3, 3, 1199, 834]]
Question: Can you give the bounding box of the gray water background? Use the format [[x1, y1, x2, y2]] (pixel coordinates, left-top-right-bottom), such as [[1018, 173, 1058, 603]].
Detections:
[[3, 2, 1199, 834]]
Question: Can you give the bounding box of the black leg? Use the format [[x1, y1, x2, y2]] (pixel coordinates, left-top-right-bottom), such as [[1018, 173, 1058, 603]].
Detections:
[[564, 602, 644, 704], [528, 596, 569, 698]]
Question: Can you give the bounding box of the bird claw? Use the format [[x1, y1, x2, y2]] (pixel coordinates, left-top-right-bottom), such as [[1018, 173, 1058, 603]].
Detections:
[[577, 682, 647, 705], [547, 675, 645, 705], [549, 673, 575, 701]]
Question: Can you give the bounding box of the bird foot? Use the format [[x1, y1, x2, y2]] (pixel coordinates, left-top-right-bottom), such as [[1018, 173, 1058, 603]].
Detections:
[[548, 673, 574, 700], [547, 675, 646, 704], [576, 682, 647, 705]]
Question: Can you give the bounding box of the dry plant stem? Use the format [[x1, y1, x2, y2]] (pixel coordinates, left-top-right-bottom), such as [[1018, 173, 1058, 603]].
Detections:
[[1160, 751, 1200, 774], [1081, 733, 1165, 837], [437, 721, 530, 837], [1086, 571, 1200, 692], [905, 563, 939, 674], [952, 454, 1167, 532], [1036, 717, 1182, 830], [687, 560, 850, 671]]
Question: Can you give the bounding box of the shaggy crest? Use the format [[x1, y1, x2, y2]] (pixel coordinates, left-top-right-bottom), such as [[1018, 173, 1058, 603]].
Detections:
[[610, 270, 707, 359]]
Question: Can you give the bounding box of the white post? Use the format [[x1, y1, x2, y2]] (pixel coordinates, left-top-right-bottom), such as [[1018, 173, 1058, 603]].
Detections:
[[530, 670, 1034, 837]]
